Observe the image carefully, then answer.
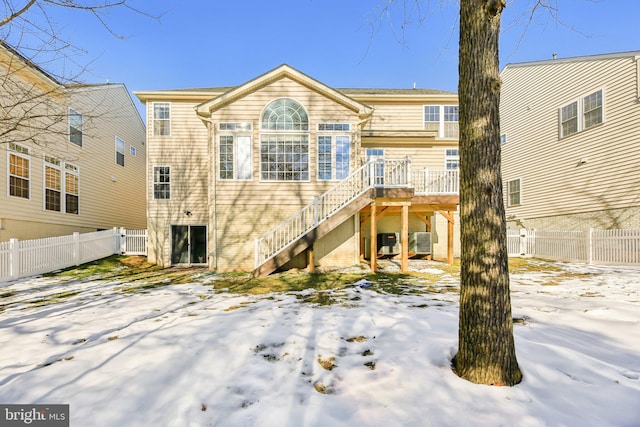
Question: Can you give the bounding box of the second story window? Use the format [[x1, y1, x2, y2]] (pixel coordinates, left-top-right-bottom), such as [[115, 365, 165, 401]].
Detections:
[[507, 178, 521, 206], [318, 123, 351, 181], [260, 99, 309, 181], [69, 108, 83, 146], [153, 102, 171, 136], [559, 89, 604, 138], [218, 123, 252, 180], [424, 105, 459, 139], [115, 137, 125, 167]]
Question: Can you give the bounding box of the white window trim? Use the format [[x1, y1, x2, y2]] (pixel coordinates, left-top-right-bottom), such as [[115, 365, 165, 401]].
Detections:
[[64, 163, 80, 215], [317, 133, 351, 181], [43, 156, 62, 212], [558, 88, 605, 139], [115, 136, 126, 167], [444, 147, 459, 170], [7, 143, 31, 200], [152, 102, 171, 137], [423, 104, 459, 139], [130, 145, 137, 157], [507, 178, 522, 207], [69, 108, 83, 147], [217, 131, 253, 181], [259, 98, 310, 182], [153, 165, 171, 200]]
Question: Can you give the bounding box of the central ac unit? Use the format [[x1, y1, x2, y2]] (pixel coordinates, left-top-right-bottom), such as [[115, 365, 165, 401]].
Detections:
[[409, 232, 432, 255]]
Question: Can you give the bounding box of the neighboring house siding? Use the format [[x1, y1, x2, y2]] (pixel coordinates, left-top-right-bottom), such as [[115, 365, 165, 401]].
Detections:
[[1, 43, 146, 242], [501, 53, 640, 230]]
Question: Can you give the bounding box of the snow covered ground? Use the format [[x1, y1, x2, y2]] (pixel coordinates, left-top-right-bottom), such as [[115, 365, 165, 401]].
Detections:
[[0, 260, 639, 427]]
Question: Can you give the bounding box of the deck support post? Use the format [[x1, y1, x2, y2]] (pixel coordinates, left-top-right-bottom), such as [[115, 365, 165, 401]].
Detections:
[[307, 245, 315, 273], [401, 204, 409, 272], [370, 201, 377, 273]]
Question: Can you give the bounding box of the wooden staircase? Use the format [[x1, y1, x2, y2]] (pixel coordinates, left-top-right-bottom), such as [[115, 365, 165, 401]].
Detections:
[[252, 191, 373, 276], [253, 159, 411, 276]]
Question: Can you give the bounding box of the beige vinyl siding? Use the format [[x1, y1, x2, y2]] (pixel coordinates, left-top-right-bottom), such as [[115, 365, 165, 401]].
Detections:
[[501, 54, 640, 226], [0, 81, 146, 242], [208, 80, 362, 270], [141, 75, 460, 271], [146, 99, 209, 266]]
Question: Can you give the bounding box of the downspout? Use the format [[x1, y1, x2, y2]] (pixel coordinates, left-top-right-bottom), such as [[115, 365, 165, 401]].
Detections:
[[200, 112, 217, 270]]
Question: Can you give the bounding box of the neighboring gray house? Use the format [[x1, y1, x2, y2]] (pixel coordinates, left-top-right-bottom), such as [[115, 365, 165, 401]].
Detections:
[[500, 51, 640, 230]]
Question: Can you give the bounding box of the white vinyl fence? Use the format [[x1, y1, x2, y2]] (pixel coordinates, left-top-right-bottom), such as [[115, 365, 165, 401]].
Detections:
[[507, 228, 640, 265], [0, 228, 147, 283]]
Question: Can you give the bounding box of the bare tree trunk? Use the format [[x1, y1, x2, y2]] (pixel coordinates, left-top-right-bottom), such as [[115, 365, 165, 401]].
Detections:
[[454, 0, 522, 386]]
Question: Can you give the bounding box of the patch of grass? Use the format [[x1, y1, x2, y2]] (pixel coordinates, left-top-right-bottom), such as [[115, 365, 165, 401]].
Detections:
[[313, 381, 334, 394], [27, 290, 81, 307], [346, 336, 368, 343], [318, 356, 337, 371], [508, 258, 563, 274]]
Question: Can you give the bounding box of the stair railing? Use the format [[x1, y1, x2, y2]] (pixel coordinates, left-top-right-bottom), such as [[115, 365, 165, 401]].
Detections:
[[255, 158, 410, 268]]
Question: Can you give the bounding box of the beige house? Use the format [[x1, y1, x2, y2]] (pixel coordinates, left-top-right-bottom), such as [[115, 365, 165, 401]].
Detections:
[[136, 65, 460, 275], [500, 51, 640, 231], [0, 41, 146, 241]]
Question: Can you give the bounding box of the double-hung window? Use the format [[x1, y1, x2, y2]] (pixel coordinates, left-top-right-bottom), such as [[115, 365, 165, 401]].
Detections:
[[69, 108, 83, 146], [559, 89, 604, 138], [424, 105, 459, 139], [218, 122, 252, 180], [260, 99, 309, 181], [153, 102, 171, 136], [445, 148, 459, 170], [318, 123, 351, 180], [44, 156, 62, 211], [115, 137, 126, 167], [507, 178, 521, 207], [153, 166, 171, 199], [65, 164, 79, 214], [8, 143, 30, 199]]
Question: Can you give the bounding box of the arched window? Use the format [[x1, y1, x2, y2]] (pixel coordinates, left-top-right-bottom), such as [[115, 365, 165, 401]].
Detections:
[[261, 98, 309, 131], [260, 99, 310, 181]]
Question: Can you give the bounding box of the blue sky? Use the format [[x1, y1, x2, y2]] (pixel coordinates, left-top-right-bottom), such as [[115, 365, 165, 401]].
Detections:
[[21, 0, 640, 112]]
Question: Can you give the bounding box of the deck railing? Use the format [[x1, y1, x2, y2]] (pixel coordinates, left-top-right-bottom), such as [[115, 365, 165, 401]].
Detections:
[[412, 169, 459, 195], [255, 159, 460, 269]]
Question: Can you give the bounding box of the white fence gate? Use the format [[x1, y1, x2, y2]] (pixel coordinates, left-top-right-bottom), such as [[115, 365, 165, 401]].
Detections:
[[507, 228, 640, 265], [0, 228, 147, 283]]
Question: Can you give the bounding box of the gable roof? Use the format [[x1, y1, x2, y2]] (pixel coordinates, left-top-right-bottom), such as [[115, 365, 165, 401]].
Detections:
[[195, 64, 374, 119], [0, 40, 62, 90], [501, 50, 640, 72]]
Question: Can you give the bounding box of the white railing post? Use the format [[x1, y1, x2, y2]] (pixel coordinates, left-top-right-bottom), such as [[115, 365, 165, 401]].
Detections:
[[587, 228, 594, 264], [254, 238, 259, 269], [406, 156, 412, 187], [314, 196, 320, 227], [9, 238, 19, 280], [519, 229, 527, 256], [73, 232, 81, 266], [117, 227, 124, 255]]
